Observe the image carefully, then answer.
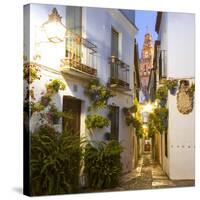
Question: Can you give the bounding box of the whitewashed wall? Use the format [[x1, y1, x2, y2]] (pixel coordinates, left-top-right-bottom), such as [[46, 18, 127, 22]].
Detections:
[[158, 12, 195, 180], [25, 4, 137, 173], [167, 13, 195, 79]]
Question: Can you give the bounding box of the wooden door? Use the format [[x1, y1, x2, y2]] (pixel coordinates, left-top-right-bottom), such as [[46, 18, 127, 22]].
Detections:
[[62, 96, 81, 135], [110, 106, 119, 141]]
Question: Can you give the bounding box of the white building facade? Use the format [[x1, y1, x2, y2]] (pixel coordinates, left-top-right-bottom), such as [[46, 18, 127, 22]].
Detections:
[[156, 12, 195, 180], [24, 4, 138, 173]]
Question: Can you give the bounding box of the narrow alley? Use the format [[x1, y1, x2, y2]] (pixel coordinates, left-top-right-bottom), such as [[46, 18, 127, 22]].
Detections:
[[24, 4, 195, 196], [110, 153, 194, 191]]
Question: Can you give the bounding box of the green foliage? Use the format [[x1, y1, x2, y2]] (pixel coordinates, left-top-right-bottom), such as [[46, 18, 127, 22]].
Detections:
[[30, 125, 83, 196], [85, 80, 113, 109], [122, 102, 144, 138], [156, 85, 168, 101], [165, 79, 178, 90], [122, 107, 134, 126], [188, 83, 195, 97], [122, 107, 139, 127], [148, 113, 157, 138], [28, 102, 44, 114], [46, 79, 66, 93], [29, 79, 66, 116], [84, 140, 123, 189], [24, 63, 41, 84], [85, 114, 109, 129], [154, 107, 168, 133], [47, 104, 62, 124], [133, 117, 144, 138], [129, 104, 138, 113]]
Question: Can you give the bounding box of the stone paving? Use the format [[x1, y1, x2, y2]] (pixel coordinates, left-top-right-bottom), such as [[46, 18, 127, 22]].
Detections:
[[108, 153, 194, 191], [82, 153, 194, 193]]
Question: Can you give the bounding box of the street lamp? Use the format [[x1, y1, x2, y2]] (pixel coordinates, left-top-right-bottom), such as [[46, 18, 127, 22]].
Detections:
[[42, 8, 66, 43], [143, 103, 153, 113]]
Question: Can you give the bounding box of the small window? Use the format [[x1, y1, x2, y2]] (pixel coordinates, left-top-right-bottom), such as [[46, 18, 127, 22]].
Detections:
[[110, 106, 119, 141], [111, 28, 119, 57], [159, 50, 167, 80]]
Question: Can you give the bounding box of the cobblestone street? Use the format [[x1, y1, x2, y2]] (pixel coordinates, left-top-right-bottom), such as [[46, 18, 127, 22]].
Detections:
[[107, 153, 194, 191]]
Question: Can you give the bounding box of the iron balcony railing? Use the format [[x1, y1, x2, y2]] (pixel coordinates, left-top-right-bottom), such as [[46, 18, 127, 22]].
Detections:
[[108, 56, 130, 89], [60, 31, 97, 77]]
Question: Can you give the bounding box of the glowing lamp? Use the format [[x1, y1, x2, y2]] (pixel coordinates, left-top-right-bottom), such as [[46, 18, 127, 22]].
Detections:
[[143, 103, 153, 113], [43, 8, 66, 43]]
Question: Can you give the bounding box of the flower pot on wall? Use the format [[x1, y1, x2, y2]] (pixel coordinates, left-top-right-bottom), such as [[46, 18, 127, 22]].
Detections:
[[104, 132, 111, 141], [41, 96, 51, 106], [169, 87, 178, 95]]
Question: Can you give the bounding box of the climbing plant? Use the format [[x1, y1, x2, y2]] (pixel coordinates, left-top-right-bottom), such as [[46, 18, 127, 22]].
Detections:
[[122, 98, 144, 138], [30, 79, 66, 116], [148, 113, 157, 138], [84, 79, 113, 110], [154, 107, 168, 134], [85, 79, 114, 136], [24, 63, 41, 115], [156, 85, 168, 107]]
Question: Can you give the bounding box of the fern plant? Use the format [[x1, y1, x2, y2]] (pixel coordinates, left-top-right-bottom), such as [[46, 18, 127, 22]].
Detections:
[[84, 140, 123, 189], [30, 124, 83, 196]]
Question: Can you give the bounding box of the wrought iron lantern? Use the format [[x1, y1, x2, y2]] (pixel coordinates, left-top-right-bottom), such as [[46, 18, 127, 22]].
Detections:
[[43, 8, 66, 43]]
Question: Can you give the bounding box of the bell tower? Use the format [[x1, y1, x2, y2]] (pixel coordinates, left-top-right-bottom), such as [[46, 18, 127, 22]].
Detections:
[[140, 33, 154, 101]]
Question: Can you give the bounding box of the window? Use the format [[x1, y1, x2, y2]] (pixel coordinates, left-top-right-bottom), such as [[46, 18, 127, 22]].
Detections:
[[66, 6, 82, 35], [66, 7, 82, 59], [159, 50, 167, 80], [111, 28, 119, 57], [110, 106, 119, 141]]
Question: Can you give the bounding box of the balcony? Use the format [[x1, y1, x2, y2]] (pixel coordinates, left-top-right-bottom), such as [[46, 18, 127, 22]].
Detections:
[[108, 56, 130, 91], [60, 31, 97, 79]]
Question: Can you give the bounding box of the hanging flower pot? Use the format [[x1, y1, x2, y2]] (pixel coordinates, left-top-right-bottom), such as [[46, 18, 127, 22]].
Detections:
[[169, 86, 178, 95], [166, 79, 178, 96], [104, 132, 111, 141]]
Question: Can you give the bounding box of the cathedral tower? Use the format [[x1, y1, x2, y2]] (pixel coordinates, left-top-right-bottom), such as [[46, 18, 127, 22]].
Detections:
[[139, 33, 154, 101]]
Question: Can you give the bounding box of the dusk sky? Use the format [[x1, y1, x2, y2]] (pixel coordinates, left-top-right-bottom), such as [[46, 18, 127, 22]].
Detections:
[[135, 10, 158, 58]]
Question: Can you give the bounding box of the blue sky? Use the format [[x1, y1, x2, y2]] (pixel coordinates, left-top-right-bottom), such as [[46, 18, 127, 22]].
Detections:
[[135, 10, 158, 58]]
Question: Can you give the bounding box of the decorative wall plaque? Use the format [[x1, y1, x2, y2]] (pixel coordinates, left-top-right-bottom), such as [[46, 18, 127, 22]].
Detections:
[[177, 80, 193, 114]]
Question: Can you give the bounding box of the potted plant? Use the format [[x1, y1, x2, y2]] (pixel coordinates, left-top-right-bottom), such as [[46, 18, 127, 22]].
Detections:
[[48, 104, 61, 124], [156, 85, 168, 107], [85, 80, 114, 109], [166, 79, 178, 95], [104, 132, 111, 141], [85, 114, 109, 129], [41, 94, 51, 107], [129, 104, 137, 113]]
